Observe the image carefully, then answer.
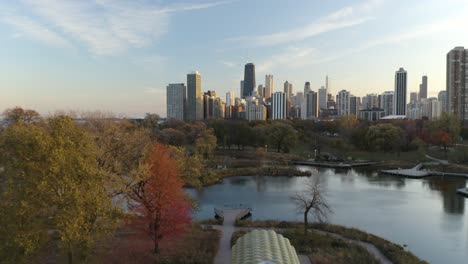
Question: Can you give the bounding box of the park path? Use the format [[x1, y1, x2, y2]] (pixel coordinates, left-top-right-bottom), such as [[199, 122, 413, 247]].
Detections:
[[213, 209, 244, 264]]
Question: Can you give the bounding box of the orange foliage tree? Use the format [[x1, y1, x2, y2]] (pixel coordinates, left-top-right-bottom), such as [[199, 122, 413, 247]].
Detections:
[[129, 144, 192, 254]]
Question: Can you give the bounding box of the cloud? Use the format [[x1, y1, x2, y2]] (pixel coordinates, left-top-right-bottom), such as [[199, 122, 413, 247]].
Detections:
[[4, 0, 230, 55], [221, 61, 236, 67], [257, 46, 317, 73], [1, 12, 70, 48], [227, 0, 382, 47]]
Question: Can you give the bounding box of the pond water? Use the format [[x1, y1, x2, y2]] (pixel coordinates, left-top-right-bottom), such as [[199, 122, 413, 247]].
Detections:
[[186, 166, 468, 264]]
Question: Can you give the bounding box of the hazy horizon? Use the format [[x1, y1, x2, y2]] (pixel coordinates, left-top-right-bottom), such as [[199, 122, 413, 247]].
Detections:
[[2, 0, 468, 117]]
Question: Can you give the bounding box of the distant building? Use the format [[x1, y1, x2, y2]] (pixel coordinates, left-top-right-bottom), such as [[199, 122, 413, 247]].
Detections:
[[265, 74, 274, 99], [381, 91, 394, 116], [438, 90, 447, 113], [419, 75, 428, 100], [257, 84, 265, 98], [447, 47, 468, 122], [318, 86, 327, 110], [349, 95, 361, 116], [240, 80, 244, 99], [394, 67, 407, 115], [304, 82, 311, 95], [410, 92, 418, 103], [272, 92, 286, 120], [246, 99, 266, 121], [361, 94, 379, 109], [284, 81, 293, 117], [243, 63, 256, 98], [305, 91, 318, 119], [359, 107, 385, 121], [166, 83, 186, 120], [226, 91, 234, 106], [336, 90, 350, 116], [203, 90, 216, 119], [214, 97, 225, 119], [187, 71, 203, 121]]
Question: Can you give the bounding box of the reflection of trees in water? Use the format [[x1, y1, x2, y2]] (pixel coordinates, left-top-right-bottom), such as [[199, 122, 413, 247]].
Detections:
[[423, 177, 466, 215], [353, 168, 406, 189], [229, 177, 250, 186]]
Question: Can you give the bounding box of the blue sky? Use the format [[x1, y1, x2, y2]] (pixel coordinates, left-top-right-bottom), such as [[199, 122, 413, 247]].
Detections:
[[1, 0, 468, 117]]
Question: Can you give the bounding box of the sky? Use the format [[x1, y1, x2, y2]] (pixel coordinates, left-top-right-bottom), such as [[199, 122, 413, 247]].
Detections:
[[1, 0, 468, 117]]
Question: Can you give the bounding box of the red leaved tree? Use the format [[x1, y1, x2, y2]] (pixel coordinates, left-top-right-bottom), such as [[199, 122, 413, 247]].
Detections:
[[129, 143, 192, 254]]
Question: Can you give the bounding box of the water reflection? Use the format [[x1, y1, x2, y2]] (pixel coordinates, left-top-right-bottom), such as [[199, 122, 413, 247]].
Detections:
[[188, 168, 468, 264], [423, 177, 466, 215]]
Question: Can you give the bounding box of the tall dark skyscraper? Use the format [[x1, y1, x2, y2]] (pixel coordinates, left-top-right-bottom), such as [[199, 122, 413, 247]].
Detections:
[[419, 75, 427, 100], [394, 67, 407, 116], [243, 63, 255, 98]]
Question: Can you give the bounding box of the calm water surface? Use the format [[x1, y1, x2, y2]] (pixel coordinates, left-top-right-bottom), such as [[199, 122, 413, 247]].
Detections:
[[186, 166, 468, 264]]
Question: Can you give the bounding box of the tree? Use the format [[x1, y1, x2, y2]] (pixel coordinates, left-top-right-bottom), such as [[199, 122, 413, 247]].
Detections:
[[0, 116, 120, 264], [194, 128, 217, 158], [2, 107, 40, 125], [366, 123, 404, 152], [290, 176, 331, 236], [267, 123, 298, 153], [129, 144, 192, 254]]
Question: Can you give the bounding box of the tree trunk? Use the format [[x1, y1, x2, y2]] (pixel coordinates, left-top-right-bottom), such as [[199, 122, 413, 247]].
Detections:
[[303, 210, 309, 236], [68, 250, 73, 264]]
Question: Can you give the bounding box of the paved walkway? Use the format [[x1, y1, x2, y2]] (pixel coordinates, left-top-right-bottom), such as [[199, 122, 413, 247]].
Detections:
[[213, 209, 248, 264]]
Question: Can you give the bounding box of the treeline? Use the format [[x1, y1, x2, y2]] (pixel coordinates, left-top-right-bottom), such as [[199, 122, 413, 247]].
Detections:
[[0, 108, 220, 263]]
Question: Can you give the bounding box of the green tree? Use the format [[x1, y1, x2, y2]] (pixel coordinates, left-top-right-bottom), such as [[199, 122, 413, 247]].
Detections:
[[267, 123, 298, 153], [366, 123, 404, 152], [2, 107, 40, 125], [195, 128, 217, 158]]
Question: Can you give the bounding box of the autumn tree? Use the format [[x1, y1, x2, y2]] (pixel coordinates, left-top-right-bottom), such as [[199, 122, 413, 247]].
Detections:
[[129, 144, 192, 254], [0, 116, 120, 264], [366, 123, 404, 152], [2, 106, 40, 125], [290, 176, 332, 236]]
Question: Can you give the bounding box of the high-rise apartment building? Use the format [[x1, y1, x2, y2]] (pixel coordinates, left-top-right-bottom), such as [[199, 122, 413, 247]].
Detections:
[[381, 91, 394, 116], [410, 92, 418, 103], [419, 75, 428, 100], [447, 47, 468, 122], [257, 84, 265, 98], [318, 86, 327, 110], [226, 91, 234, 106], [166, 83, 186, 120], [240, 80, 244, 99], [246, 99, 267, 121], [305, 91, 318, 119], [438, 90, 447, 113], [304, 82, 311, 95], [361, 94, 379, 109], [337, 90, 350, 116], [284, 81, 293, 117], [349, 95, 361, 116], [265, 75, 274, 99], [243, 63, 256, 98], [394, 67, 407, 115], [187, 71, 203, 121], [272, 92, 286, 120]]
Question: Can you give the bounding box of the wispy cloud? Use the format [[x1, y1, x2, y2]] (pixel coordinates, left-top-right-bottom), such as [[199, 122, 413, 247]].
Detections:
[[1, 12, 70, 48], [227, 0, 382, 47], [3, 0, 230, 55]]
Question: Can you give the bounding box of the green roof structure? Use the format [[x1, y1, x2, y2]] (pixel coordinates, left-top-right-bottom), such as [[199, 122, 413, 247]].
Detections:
[[231, 229, 300, 264]]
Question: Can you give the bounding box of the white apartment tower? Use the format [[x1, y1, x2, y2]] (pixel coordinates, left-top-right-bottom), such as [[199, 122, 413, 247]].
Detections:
[[381, 91, 394, 116], [337, 90, 350, 116], [272, 92, 286, 120]]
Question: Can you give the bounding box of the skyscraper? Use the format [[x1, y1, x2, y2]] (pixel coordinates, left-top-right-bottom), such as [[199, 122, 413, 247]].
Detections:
[[381, 91, 394, 116], [187, 71, 203, 121], [419, 75, 428, 100], [394, 67, 407, 116], [166, 83, 186, 120], [304, 82, 311, 95], [447, 47, 468, 122], [438, 90, 447, 113], [410, 92, 418, 103], [226, 91, 234, 106], [337, 90, 350, 116], [349, 95, 361, 116], [243, 63, 256, 98], [318, 86, 327, 110], [257, 84, 265, 98], [265, 75, 274, 99], [305, 91, 318, 119], [284, 81, 293, 117], [240, 80, 244, 99], [272, 92, 286, 120]]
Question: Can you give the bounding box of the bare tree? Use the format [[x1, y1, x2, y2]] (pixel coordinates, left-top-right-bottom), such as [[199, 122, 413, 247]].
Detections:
[[290, 176, 332, 236]]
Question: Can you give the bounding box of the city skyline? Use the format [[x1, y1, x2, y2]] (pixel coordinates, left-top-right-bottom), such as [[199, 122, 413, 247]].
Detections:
[[2, 0, 468, 117]]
